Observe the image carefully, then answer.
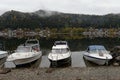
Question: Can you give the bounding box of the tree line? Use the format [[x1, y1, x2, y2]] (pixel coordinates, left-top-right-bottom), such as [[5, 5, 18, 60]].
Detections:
[[0, 10, 120, 29]]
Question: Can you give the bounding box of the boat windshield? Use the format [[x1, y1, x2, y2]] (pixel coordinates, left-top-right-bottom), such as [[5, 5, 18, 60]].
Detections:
[[89, 46, 106, 53], [26, 41, 38, 44], [54, 41, 67, 45], [16, 46, 31, 52], [52, 48, 69, 54]]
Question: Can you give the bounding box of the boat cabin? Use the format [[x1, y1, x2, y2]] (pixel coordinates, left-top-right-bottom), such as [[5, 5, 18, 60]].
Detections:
[[52, 43, 70, 54], [16, 44, 40, 53]]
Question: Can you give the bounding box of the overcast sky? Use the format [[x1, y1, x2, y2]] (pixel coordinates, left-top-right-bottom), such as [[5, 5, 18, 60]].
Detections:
[[0, 0, 120, 15]]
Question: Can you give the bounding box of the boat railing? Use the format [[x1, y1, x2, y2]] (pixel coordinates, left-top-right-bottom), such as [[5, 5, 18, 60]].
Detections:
[[25, 39, 39, 45], [54, 41, 68, 46], [52, 48, 69, 54]]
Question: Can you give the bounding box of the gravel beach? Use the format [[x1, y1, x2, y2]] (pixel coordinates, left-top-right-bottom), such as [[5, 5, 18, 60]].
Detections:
[[0, 67, 120, 80]]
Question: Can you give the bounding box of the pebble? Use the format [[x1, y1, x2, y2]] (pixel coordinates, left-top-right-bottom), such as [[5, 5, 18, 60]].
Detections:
[[0, 67, 120, 80]]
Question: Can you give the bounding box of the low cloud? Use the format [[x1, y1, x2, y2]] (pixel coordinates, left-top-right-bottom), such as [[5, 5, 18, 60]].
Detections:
[[0, 0, 120, 15]]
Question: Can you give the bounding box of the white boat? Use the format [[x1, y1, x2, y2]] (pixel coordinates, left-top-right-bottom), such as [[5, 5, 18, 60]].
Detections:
[[48, 41, 71, 66], [6, 39, 42, 66], [83, 45, 112, 65]]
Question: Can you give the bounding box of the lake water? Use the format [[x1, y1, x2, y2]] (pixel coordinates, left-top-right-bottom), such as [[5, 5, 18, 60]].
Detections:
[[0, 37, 120, 51], [1, 36, 120, 68]]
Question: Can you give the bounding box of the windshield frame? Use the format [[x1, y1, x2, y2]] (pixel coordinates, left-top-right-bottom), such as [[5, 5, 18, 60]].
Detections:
[[88, 46, 106, 53], [52, 48, 69, 54], [16, 46, 31, 52]]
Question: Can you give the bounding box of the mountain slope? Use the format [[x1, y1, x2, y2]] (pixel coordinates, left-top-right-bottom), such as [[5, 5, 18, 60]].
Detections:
[[0, 10, 120, 29]]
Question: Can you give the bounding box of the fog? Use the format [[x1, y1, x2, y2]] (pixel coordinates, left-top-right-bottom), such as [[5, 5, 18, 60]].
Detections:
[[0, 0, 120, 15]]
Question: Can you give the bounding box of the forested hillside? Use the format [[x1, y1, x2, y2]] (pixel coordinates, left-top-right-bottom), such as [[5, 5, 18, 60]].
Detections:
[[0, 10, 120, 29]]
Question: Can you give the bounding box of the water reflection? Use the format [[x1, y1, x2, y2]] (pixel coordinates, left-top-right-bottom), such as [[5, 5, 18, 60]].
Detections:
[[1, 37, 120, 51], [0, 38, 120, 51]]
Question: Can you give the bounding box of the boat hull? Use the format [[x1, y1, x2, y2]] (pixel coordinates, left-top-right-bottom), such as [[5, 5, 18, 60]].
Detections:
[[12, 53, 42, 65], [49, 56, 71, 67], [84, 55, 111, 65]]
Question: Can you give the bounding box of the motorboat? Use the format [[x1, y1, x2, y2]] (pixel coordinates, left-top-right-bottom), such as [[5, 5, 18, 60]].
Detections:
[[5, 39, 42, 67], [83, 45, 112, 65], [48, 41, 71, 66]]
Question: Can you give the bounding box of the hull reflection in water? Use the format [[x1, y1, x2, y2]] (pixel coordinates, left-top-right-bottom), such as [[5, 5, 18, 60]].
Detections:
[[50, 57, 71, 68], [16, 58, 42, 68]]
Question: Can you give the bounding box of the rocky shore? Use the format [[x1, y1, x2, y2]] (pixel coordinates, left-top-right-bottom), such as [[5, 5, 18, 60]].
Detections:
[[0, 67, 120, 80]]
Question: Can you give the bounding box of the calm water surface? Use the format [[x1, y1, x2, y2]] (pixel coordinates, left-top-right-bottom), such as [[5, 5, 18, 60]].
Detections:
[[0, 37, 120, 51]]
